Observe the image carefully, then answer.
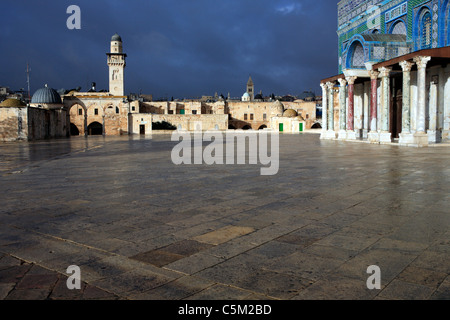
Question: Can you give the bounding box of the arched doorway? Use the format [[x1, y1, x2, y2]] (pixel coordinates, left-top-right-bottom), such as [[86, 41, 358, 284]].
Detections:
[[70, 123, 80, 136], [87, 122, 103, 135], [311, 122, 322, 129], [258, 125, 267, 130], [242, 125, 252, 130]]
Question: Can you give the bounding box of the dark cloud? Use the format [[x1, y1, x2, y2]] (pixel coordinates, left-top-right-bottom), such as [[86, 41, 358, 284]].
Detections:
[[0, 0, 338, 98]]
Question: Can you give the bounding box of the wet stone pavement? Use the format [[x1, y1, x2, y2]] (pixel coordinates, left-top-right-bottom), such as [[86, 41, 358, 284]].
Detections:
[[0, 133, 449, 300]]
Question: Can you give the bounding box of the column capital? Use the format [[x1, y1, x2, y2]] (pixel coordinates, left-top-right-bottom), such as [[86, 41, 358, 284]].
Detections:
[[337, 78, 347, 86], [320, 82, 327, 89], [369, 70, 379, 80], [345, 76, 357, 85], [326, 82, 335, 90], [413, 56, 431, 69], [378, 67, 392, 77], [399, 60, 414, 72]]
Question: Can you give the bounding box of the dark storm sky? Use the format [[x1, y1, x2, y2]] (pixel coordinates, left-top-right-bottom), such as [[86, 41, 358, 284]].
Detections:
[[1, 0, 339, 99]]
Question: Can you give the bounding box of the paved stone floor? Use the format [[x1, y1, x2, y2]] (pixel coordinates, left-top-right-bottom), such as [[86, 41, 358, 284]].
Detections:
[[0, 133, 449, 300]]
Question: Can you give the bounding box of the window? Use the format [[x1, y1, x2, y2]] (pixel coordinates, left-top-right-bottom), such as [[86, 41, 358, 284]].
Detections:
[[192, 110, 197, 114], [116, 107, 119, 114], [131, 106, 135, 111], [94, 108, 98, 115], [168, 110, 174, 114], [244, 113, 248, 120], [420, 11, 432, 49], [78, 109, 82, 115], [351, 42, 365, 68], [263, 113, 267, 120], [250, 114, 254, 120]]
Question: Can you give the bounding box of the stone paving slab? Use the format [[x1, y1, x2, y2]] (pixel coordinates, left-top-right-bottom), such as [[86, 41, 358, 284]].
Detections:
[[0, 134, 449, 300]]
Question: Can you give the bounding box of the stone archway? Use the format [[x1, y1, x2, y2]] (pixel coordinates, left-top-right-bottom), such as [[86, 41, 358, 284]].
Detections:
[[70, 123, 80, 136], [258, 125, 267, 130], [242, 125, 252, 130], [67, 102, 87, 135], [87, 121, 103, 135]]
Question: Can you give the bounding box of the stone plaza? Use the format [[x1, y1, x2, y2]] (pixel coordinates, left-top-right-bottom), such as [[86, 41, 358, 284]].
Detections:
[[0, 133, 449, 300]]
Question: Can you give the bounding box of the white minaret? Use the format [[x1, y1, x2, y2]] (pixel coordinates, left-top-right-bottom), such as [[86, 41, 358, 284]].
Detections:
[[107, 33, 126, 96]]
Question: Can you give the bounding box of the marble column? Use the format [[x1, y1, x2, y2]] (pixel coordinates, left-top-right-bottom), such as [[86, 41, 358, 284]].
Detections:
[[337, 78, 347, 140], [398, 60, 414, 145], [320, 83, 328, 139], [412, 55, 431, 146], [322, 82, 337, 139], [379, 67, 392, 143], [84, 114, 88, 136], [368, 70, 380, 143], [363, 81, 370, 139], [327, 82, 334, 132], [428, 75, 438, 143], [346, 76, 357, 140]]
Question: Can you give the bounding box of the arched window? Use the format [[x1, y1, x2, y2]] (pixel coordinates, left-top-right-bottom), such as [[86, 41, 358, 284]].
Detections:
[[351, 42, 365, 68], [420, 11, 432, 49], [390, 21, 406, 35]]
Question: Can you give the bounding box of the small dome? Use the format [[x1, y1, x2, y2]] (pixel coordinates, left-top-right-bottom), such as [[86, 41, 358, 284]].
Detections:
[[242, 92, 250, 101], [111, 33, 122, 42], [0, 98, 26, 108], [283, 109, 298, 117], [31, 85, 62, 104], [271, 100, 284, 116]]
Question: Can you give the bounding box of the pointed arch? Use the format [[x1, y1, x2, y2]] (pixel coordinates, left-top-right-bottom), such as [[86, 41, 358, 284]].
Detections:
[[414, 6, 433, 50], [346, 38, 366, 69]]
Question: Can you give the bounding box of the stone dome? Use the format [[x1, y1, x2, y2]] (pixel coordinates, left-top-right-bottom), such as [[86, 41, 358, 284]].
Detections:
[[31, 85, 62, 104], [271, 100, 284, 116], [0, 98, 26, 108], [283, 109, 298, 117], [111, 33, 122, 42]]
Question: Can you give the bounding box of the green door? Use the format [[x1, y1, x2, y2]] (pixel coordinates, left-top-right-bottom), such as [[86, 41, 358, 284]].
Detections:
[[180, 109, 185, 115], [299, 123, 303, 132], [279, 123, 283, 132]]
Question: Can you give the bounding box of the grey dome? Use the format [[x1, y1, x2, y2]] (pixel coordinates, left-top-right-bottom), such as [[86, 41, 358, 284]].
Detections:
[[111, 33, 122, 42], [31, 85, 62, 104]]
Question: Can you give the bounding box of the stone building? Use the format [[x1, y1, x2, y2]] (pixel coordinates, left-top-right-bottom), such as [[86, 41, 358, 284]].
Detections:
[[63, 33, 135, 136], [0, 85, 67, 142], [321, 0, 450, 146], [1, 33, 318, 140]]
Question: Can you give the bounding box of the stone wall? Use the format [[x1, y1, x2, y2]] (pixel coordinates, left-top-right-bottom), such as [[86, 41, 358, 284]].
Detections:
[[0, 106, 66, 142], [0, 107, 27, 141], [27, 107, 67, 140], [152, 114, 228, 131]]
